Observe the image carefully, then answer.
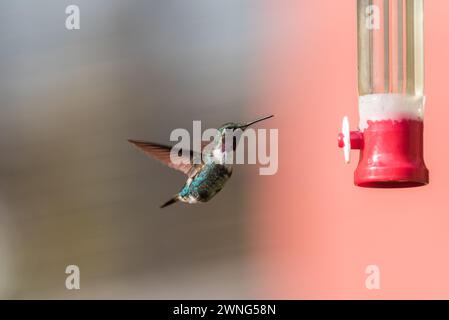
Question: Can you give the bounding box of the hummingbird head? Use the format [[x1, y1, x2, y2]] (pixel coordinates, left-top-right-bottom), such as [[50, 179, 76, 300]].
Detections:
[[216, 115, 274, 152]]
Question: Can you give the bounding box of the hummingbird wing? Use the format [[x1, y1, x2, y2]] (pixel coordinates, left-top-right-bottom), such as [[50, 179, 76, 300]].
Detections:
[[128, 139, 202, 176]]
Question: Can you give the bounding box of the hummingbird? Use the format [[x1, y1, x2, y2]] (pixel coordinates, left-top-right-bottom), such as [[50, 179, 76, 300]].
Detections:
[[128, 115, 274, 208]]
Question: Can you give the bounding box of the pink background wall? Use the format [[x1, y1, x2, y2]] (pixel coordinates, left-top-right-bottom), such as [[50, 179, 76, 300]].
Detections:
[[253, 0, 449, 299]]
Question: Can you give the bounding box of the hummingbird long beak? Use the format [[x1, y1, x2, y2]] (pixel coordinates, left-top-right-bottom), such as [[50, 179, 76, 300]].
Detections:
[[239, 115, 274, 130]]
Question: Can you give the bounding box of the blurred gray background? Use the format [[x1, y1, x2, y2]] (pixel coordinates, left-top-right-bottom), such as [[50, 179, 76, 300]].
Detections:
[[0, 0, 261, 298]]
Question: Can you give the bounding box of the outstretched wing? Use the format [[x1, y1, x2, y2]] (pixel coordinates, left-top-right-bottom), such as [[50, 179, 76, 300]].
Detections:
[[128, 139, 202, 176]]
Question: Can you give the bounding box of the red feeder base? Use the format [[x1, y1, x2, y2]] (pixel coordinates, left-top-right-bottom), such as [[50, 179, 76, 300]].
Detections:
[[354, 119, 429, 188]]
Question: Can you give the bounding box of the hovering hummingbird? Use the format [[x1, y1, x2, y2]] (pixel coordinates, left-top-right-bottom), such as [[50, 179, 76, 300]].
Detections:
[[128, 115, 274, 208]]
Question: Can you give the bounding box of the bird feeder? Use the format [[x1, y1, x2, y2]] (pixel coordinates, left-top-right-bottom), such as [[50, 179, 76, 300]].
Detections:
[[338, 0, 429, 187]]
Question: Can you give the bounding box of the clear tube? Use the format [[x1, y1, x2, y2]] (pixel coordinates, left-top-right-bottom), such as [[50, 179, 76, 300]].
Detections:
[[357, 0, 424, 97]]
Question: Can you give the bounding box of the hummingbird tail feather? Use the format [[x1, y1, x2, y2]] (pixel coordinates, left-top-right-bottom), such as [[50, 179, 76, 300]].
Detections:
[[160, 195, 180, 208]]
